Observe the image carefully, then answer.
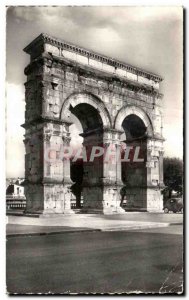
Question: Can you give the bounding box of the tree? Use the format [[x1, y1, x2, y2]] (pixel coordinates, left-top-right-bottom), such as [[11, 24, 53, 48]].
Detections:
[[163, 157, 183, 199]]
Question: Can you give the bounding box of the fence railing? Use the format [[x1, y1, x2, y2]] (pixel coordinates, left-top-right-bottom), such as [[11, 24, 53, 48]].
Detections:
[[6, 198, 26, 210], [6, 195, 26, 199], [6, 198, 83, 210]]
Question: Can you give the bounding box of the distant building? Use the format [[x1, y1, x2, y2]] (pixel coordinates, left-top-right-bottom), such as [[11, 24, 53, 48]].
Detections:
[[6, 184, 25, 198], [14, 178, 25, 186], [6, 177, 25, 185], [6, 182, 26, 211]]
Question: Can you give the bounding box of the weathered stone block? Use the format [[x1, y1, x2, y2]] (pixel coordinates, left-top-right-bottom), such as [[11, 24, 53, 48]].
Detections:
[[89, 58, 103, 70], [76, 54, 88, 65], [126, 72, 137, 81]]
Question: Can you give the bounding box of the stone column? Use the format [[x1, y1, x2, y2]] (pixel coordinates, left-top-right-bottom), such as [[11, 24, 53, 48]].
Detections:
[[101, 129, 125, 214], [80, 128, 125, 214], [24, 124, 44, 214], [61, 124, 74, 212], [42, 122, 74, 215], [146, 138, 164, 212], [159, 150, 164, 187], [24, 121, 74, 216]]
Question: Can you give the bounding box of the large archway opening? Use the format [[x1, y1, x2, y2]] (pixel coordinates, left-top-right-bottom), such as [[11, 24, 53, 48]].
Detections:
[[69, 121, 83, 209], [121, 114, 148, 210], [68, 102, 104, 211]]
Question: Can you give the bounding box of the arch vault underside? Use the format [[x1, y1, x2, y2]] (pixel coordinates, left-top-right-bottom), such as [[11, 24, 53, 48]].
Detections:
[[23, 33, 165, 215]]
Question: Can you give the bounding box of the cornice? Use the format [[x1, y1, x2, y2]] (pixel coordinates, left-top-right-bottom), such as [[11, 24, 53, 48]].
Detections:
[[21, 116, 72, 129], [23, 33, 163, 83]]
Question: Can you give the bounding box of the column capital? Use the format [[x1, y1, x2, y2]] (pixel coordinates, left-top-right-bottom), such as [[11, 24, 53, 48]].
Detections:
[[159, 150, 164, 155], [62, 135, 71, 145], [44, 133, 51, 142], [103, 128, 124, 135]]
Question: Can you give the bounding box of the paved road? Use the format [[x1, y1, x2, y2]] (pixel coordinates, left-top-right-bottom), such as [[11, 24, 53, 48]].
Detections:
[[6, 226, 183, 294]]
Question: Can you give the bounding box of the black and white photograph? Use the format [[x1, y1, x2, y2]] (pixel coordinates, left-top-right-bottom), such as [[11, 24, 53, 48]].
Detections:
[[5, 5, 183, 294]]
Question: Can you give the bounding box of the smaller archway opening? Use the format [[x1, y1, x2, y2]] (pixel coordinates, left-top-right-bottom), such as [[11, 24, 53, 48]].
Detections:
[[122, 114, 147, 140], [121, 114, 148, 209]]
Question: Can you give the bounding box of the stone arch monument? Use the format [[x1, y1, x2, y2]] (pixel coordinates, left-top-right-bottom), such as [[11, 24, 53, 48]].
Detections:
[[23, 33, 164, 215]]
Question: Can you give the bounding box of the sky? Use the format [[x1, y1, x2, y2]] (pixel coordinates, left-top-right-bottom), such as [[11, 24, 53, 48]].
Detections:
[[6, 6, 183, 177]]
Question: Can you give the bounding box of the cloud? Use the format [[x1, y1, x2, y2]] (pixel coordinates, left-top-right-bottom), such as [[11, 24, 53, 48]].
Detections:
[[6, 82, 25, 134], [6, 139, 25, 177], [6, 82, 25, 177], [8, 6, 48, 22], [163, 123, 183, 158]]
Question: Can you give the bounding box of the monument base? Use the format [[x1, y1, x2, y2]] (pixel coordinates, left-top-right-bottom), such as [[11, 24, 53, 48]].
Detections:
[[125, 187, 164, 213], [81, 206, 125, 215]]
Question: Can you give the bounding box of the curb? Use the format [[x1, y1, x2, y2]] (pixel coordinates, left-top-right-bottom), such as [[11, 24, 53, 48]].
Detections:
[[168, 222, 183, 226], [101, 222, 183, 232], [6, 229, 102, 238], [6, 223, 183, 238]]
